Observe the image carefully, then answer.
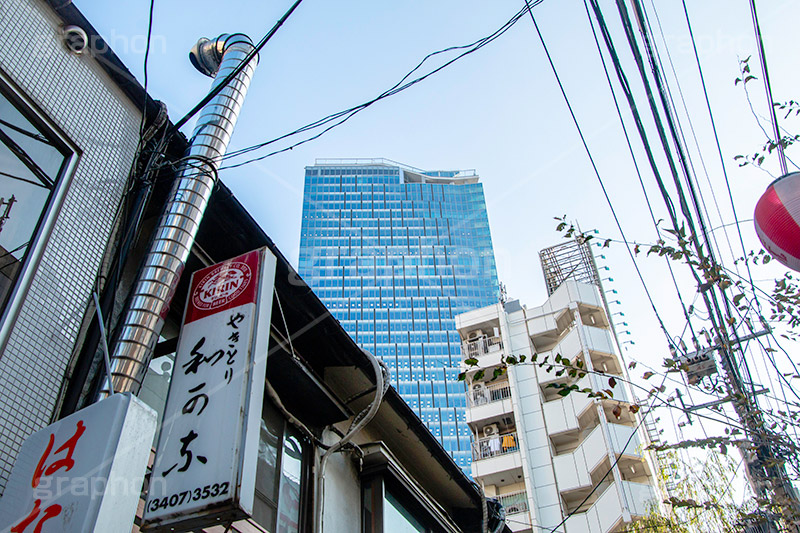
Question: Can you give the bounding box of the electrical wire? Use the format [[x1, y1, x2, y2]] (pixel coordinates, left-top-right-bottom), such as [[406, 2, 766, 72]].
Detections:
[[641, 0, 731, 269], [678, 0, 762, 316], [587, 0, 798, 502], [521, 0, 678, 356], [580, 0, 698, 344], [166, 0, 304, 138], [748, 0, 788, 175], [547, 373, 670, 532], [138, 0, 155, 141], [217, 3, 541, 170]]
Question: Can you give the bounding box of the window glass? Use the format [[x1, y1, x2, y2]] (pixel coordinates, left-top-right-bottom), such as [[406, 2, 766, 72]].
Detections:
[[0, 88, 69, 313], [383, 489, 426, 533], [253, 398, 308, 532], [276, 430, 304, 532]]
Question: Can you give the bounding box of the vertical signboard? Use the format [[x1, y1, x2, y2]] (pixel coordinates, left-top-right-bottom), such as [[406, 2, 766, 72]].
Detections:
[[143, 248, 277, 530], [0, 393, 156, 533]]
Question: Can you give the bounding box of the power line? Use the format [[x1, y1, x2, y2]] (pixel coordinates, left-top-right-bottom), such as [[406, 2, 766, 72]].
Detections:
[[167, 0, 304, 138], [748, 0, 788, 175], [215, 3, 541, 170], [138, 0, 155, 141], [678, 0, 763, 322], [640, 0, 730, 269], [579, 0, 699, 343], [521, 0, 678, 354]]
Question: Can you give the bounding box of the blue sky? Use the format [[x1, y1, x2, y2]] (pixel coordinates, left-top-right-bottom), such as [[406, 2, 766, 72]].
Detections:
[[76, 0, 800, 448]]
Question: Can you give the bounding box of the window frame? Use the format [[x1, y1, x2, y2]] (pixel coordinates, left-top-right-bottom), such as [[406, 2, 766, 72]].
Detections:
[[252, 395, 314, 532], [360, 444, 461, 533], [0, 69, 79, 352]]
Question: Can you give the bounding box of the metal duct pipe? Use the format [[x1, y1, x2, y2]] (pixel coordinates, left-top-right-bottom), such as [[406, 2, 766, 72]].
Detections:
[[105, 34, 258, 395]]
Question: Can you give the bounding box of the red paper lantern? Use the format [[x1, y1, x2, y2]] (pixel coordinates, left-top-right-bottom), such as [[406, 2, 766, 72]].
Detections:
[[754, 171, 800, 271]]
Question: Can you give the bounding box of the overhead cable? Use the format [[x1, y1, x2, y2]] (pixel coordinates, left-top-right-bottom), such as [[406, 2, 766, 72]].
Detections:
[[748, 0, 788, 175], [216, 3, 542, 170]]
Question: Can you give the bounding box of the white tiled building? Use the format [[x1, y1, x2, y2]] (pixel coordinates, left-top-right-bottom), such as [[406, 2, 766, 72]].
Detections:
[[456, 280, 659, 532]]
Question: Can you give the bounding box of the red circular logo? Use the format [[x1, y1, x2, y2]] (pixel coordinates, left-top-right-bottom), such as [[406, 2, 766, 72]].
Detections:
[[192, 262, 252, 310]]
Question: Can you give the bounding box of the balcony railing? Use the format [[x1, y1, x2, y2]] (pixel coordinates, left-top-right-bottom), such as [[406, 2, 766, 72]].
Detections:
[[462, 335, 503, 359], [473, 431, 520, 461], [497, 490, 529, 515], [467, 381, 512, 407]]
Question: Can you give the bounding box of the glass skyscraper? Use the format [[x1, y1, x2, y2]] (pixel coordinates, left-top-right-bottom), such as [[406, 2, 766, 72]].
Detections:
[[298, 159, 498, 470]]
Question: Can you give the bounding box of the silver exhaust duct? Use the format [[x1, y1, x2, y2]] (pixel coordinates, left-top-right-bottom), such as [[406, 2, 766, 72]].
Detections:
[[105, 34, 258, 394]]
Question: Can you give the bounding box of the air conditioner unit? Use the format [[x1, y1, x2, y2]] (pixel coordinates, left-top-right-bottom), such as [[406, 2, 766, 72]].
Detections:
[[483, 424, 500, 438], [471, 382, 488, 405], [468, 329, 485, 339]]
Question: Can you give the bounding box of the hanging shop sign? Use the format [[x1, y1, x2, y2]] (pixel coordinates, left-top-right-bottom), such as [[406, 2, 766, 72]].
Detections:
[[0, 393, 157, 533], [142, 248, 276, 530]]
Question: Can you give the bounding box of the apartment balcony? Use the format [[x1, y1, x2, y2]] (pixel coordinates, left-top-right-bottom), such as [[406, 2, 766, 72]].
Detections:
[[542, 372, 635, 437], [542, 376, 594, 435], [621, 480, 657, 517], [466, 380, 513, 425], [564, 480, 656, 533], [462, 335, 504, 368], [552, 423, 643, 493], [537, 325, 620, 385], [497, 490, 532, 533], [471, 431, 523, 486]]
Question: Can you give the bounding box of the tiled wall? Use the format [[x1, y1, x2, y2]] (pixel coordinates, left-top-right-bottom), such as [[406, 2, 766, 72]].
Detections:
[[0, 0, 140, 492]]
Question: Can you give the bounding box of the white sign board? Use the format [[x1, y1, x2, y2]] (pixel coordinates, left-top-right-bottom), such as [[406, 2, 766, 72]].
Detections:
[[0, 393, 156, 533], [143, 248, 276, 530]]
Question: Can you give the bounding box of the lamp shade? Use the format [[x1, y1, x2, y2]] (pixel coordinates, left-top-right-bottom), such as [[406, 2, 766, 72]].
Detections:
[[755, 171, 800, 271]]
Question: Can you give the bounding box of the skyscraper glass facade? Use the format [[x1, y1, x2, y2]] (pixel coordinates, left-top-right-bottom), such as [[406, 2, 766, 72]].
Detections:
[[298, 160, 498, 471]]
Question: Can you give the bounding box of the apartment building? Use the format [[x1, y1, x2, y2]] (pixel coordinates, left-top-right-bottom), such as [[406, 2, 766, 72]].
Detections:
[[456, 279, 659, 532]]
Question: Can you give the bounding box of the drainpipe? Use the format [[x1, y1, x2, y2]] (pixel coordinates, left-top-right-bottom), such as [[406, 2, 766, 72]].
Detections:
[[104, 34, 258, 395]]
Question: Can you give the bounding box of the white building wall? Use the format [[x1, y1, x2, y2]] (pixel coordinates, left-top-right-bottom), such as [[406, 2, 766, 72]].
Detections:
[[0, 0, 140, 492], [459, 280, 659, 533], [321, 448, 362, 532], [504, 309, 564, 532]]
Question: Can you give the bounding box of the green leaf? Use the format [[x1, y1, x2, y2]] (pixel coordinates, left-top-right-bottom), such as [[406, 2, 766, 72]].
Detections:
[[558, 388, 572, 397], [457, 372, 466, 381], [474, 369, 485, 380], [464, 358, 478, 366], [505, 355, 518, 365]]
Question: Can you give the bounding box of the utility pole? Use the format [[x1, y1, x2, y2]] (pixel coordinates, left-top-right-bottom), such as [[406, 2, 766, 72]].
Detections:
[[0, 195, 16, 234], [597, 0, 800, 526]]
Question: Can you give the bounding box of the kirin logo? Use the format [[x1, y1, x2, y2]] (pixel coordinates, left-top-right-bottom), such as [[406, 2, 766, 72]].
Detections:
[[193, 262, 252, 310]]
